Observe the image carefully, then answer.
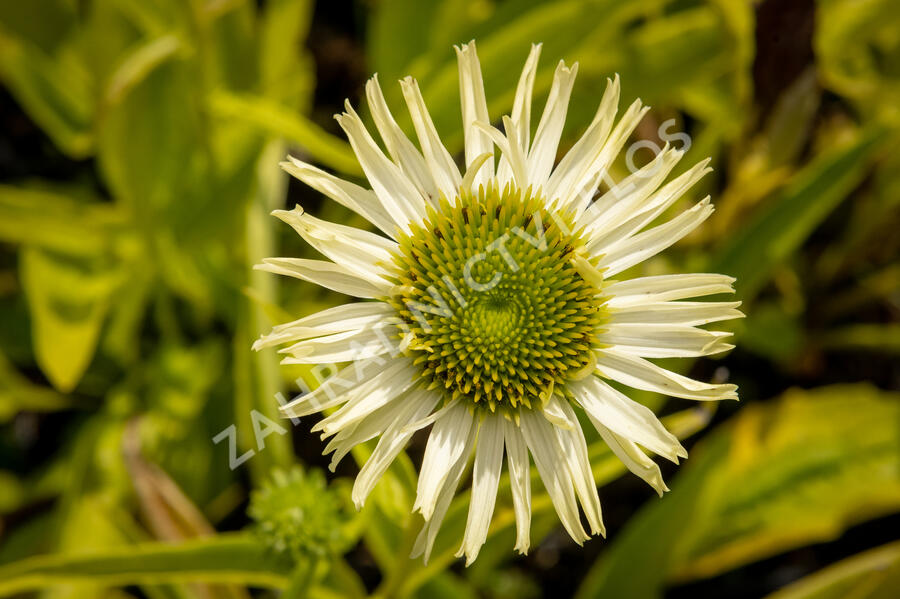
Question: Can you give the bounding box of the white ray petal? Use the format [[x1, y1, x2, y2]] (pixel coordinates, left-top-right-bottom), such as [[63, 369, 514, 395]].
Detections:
[[256, 258, 390, 298], [352, 387, 442, 506], [456, 42, 494, 189], [475, 118, 528, 189], [577, 144, 683, 237], [254, 302, 394, 350], [279, 326, 396, 364], [570, 376, 686, 462], [597, 350, 738, 401], [365, 75, 438, 200], [586, 158, 711, 255], [313, 358, 418, 436], [497, 44, 542, 187], [599, 323, 734, 359], [609, 300, 744, 327], [281, 157, 397, 237], [336, 102, 426, 231], [604, 274, 736, 308], [400, 77, 462, 200], [272, 207, 396, 283], [279, 357, 387, 418], [414, 400, 476, 520], [548, 397, 605, 535], [545, 74, 620, 204], [527, 60, 578, 189], [519, 408, 589, 544], [323, 397, 410, 472], [593, 421, 668, 496], [541, 393, 576, 430], [598, 197, 714, 277], [512, 44, 541, 151], [412, 424, 477, 563], [457, 415, 504, 565], [503, 419, 532, 554], [461, 152, 494, 192]]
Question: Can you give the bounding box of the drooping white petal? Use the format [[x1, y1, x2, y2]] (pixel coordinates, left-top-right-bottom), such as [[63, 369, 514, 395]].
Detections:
[[597, 350, 739, 401], [456, 42, 494, 189], [457, 415, 505, 565], [281, 157, 397, 237], [256, 258, 390, 298], [461, 152, 494, 192], [503, 418, 532, 554], [335, 102, 426, 231], [414, 400, 476, 520], [400, 77, 462, 200], [279, 357, 387, 418], [597, 197, 715, 276], [475, 117, 528, 189], [352, 387, 442, 506], [570, 376, 686, 462], [254, 302, 394, 350], [412, 423, 477, 563], [497, 43, 542, 186], [527, 60, 578, 189], [540, 393, 576, 430], [312, 358, 419, 436], [604, 273, 736, 308], [592, 421, 668, 496], [365, 75, 438, 200], [323, 397, 410, 472], [272, 207, 395, 283], [518, 408, 589, 544], [586, 158, 711, 255], [279, 325, 397, 365], [598, 323, 734, 359], [547, 397, 605, 535]]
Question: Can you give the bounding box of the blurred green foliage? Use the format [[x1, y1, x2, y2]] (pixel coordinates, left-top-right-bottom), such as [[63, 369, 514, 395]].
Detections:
[[0, 0, 898, 598]]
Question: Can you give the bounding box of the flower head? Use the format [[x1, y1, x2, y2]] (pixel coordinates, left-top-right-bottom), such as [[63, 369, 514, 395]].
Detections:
[[249, 467, 349, 560], [256, 41, 741, 565]]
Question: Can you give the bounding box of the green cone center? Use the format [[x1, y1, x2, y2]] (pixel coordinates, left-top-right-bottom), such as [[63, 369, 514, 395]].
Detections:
[[388, 184, 606, 411]]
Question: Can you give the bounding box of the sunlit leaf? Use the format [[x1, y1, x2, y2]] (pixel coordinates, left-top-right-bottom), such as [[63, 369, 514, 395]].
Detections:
[[209, 91, 363, 177], [816, 0, 900, 124], [712, 129, 884, 302], [576, 384, 900, 598], [765, 541, 900, 599], [0, 534, 292, 596], [20, 246, 123, 392], [818, 324, 900, 355], [0, 26, 93, 157]]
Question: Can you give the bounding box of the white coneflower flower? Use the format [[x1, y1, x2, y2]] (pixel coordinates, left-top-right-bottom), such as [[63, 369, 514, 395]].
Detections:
[[256, 41, 741, 565]]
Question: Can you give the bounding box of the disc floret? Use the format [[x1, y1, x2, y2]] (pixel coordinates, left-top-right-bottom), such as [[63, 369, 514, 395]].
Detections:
[[388, 183, 607, 411]]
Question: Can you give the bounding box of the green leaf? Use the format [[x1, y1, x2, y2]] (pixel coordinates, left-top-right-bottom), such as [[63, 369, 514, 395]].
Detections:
[[711, 130, 884, 302], [765, 541, 900, 599], [258, 0, 315, 104], [0, 185, 128, 253], [101, 33, 183, 110], [0, 534, 291, 596], [816, 0, 900, 125], [818, 324, 900, 355], [0, 350, 76, 422], [20, 246, 123, 392], [0, 26, 93, 157], [576, 384, 900, 598], [209, 91, 363, 177]]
